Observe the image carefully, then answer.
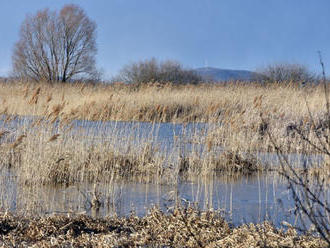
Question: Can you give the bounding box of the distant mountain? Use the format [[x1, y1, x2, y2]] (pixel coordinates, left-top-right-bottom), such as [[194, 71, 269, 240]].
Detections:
[[194, 67, 259, 82]]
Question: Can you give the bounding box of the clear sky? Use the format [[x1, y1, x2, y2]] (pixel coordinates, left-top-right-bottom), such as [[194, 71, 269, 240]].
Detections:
[[0, 0, 330, 79]]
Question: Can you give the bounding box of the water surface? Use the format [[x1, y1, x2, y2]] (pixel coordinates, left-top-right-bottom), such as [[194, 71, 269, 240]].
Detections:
[[0, 115, 327, 229]]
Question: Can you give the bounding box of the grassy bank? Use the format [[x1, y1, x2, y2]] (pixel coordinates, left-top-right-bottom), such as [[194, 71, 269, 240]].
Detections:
[[0, 208, 326, 247]]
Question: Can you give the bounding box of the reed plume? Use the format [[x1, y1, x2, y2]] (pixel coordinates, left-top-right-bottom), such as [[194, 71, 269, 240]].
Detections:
[[48, 134, 60, 142], [9, 134, 26, 149]]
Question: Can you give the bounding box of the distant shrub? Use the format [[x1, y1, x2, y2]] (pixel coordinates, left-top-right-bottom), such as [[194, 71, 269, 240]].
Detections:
[[257, 63, 317, 83], [117, 58, 202, 85]]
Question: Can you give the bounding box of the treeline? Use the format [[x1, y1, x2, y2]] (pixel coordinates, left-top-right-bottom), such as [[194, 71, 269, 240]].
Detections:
[[4, 60, 321, 85], [111, 59, 319, 85]]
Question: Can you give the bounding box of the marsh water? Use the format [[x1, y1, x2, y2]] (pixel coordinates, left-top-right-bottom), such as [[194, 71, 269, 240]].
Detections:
[[0, 170, 296, 227], [0, 116, 328, 227]]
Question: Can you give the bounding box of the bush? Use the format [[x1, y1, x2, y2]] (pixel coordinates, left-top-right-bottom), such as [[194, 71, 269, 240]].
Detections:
[[116, 58, 202, 85], [257, 63, 317, 83]]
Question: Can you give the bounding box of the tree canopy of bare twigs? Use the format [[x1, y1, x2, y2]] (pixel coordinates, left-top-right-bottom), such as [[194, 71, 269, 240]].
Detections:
[[12, 4, 98, 82], [116, 58, 202, 85], [257, 63, 317, 83]]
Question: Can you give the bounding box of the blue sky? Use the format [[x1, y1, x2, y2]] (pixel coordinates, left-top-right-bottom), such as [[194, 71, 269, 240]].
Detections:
[[0, 0, 330, 79]]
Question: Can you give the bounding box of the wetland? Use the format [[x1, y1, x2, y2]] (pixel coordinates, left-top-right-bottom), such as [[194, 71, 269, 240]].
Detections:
[[0, 81, 329, 246]]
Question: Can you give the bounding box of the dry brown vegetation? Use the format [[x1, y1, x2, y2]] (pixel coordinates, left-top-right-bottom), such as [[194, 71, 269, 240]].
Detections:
[[0, 80, 328, 155], [0, 80, 327, 185], [0, 80, 325, 123], [0, 80, 329, 245], [0, 207, 326, 247], [0, 120, 265, 186]]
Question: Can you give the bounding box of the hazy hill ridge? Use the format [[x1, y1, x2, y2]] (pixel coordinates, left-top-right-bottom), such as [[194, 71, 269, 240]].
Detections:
[[194, 67, 259, 82]]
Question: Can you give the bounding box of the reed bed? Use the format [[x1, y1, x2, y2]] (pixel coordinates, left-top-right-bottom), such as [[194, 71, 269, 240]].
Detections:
[[0, 80, 327, 154], [0, 79, 327, 185], [0, 80, 325, 123], [0, 207, 326, 247], [0, 118, 267, 186], [0, 80, 329, 245]]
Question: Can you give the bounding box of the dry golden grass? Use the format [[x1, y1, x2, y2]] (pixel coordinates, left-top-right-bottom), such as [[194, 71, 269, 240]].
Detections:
[[0, 120, 267, 186], [0, 125, 163, 185], [0, 207, 326, 247], [0, 80, 325, 123], [0, 80, 328, 155], [0, 80, 328, 186]]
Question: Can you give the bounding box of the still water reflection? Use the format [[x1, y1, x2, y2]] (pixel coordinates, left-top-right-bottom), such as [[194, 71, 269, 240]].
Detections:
[[0, 170, 301, 227]]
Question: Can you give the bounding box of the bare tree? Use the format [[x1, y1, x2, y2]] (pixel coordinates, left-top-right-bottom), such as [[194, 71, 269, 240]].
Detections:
[[12, 5, 97, 82]]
